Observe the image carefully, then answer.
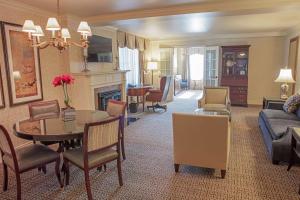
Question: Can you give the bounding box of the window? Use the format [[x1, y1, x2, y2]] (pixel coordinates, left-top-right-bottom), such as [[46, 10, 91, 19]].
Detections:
[[119, 47, 139, 86], [189, 54, 204, 81]]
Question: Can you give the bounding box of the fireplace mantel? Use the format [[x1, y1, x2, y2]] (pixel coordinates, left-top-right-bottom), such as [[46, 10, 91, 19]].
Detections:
[[70, 70, 129, 110]]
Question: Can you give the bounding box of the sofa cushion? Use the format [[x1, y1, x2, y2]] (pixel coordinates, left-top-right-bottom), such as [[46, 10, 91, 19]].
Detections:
[[265, 118, 300, 139], [260, 109, 299, 121], [283, 94, 300, 113]]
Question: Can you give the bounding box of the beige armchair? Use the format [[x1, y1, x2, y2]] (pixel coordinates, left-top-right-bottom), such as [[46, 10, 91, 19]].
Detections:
[[172, 113, 230, 178], [198, 87, 231, 112]]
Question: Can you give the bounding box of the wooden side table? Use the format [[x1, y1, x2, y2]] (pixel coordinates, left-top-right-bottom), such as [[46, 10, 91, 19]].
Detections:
[[262, 97, 285, 109], [287, 127, 300, 195]]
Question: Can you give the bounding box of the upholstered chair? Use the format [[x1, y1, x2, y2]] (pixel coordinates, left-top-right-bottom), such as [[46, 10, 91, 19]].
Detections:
[[107, 99, 127, 160], [198, 87, 231, 112], [146, 76, 172, 111], [0, 125, 62, 200], [63, 116, 123, 200], [172, 113, 230, 178]]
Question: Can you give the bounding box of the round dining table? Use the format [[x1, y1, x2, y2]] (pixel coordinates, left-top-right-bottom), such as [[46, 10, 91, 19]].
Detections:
[[14, 110, 110, 142]]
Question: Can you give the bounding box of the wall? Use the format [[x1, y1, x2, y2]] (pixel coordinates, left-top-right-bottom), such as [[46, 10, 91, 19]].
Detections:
[[0, 2, 69, 147], [156, 36, 285, 105]]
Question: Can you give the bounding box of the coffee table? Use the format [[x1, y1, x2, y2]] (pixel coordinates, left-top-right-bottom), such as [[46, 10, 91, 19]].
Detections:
[[194, 108, 231, 121]]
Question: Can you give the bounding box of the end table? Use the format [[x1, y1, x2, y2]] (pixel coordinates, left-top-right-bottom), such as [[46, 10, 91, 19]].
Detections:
[[262, 97, 285, 109]]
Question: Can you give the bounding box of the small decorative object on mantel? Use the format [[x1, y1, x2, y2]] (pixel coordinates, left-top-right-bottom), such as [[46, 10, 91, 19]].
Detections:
[[52, 74, 76, 120]]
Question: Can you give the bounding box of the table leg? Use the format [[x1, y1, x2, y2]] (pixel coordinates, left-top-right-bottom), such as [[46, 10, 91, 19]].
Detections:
[[126, 96, 129, 110], [143, 95, 145, 112]]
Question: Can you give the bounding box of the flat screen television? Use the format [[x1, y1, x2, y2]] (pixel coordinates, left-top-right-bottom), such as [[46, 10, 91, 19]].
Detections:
[[87, 35, 113, 63]]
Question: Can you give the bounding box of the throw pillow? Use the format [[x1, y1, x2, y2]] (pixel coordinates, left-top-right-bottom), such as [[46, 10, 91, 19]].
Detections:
[[283, 94, 300, 113]]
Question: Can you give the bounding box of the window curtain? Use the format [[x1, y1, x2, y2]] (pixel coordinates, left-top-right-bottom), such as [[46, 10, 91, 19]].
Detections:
[[117, 31, 126, 48], [119, 48, 139, 86], [187, 47, 204, 90], [125, 33, 136, 50]]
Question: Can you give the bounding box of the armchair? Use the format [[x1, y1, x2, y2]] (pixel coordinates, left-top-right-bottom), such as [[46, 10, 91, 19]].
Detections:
[[198, 87, 231, 112], [146, 76, 172, 111]]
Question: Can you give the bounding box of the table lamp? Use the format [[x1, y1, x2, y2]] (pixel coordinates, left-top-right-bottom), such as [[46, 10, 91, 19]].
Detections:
[[275, 67, 295, 99], [147, 61, 158, 85]]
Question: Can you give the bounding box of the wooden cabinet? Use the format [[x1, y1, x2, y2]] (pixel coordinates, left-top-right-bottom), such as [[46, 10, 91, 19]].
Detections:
[[220, 45, 250, 106]]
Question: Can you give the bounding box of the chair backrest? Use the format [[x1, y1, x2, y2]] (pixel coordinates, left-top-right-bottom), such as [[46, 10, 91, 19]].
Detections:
[[106, 99, 126, 117], [204, 87, 229, 104], [28, 100, 60, 118], [0, 125, 19, 170], [160, 76, 172, 102], [83, 116, 121, 154]]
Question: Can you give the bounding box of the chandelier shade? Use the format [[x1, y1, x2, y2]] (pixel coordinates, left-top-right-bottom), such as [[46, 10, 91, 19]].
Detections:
[[22, 0, 92, 52], [22, 20, 36, 33]]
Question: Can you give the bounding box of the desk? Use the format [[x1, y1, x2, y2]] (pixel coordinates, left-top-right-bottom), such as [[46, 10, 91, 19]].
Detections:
[[127, 85, 152, 112]]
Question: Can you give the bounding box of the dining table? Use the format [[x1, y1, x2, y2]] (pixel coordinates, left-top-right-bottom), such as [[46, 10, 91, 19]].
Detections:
[[13, 110, 111, 149]]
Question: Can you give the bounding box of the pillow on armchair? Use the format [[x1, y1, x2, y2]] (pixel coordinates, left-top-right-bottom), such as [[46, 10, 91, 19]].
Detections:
[[283, 94, 300, 113]]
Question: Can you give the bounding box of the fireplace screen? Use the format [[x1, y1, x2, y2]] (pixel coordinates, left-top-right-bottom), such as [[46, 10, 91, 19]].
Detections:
[[98, 90, 121, 111]]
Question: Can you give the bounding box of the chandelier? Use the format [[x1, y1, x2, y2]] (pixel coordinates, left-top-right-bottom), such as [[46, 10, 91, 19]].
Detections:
[[22, 0, 92, 51]]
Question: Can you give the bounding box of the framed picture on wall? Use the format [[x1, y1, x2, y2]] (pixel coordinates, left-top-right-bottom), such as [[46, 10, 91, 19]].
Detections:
[[0, 65, 5, 109], [1, 22, 43, 106]]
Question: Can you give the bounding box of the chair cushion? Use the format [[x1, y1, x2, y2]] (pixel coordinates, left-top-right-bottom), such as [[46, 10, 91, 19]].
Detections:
[[205, 89, 227, 104], [265, 118, 300, 139], [63, 148, 118, 169], [260, 109, 299, 121], [283, 94, 300, 113], [202, 104, 227, 111], [3, 144, 59, 172]]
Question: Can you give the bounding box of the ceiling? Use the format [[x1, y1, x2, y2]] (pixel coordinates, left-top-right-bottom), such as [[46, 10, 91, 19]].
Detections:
[[14, 0, 207, 17], [110, 8, 300, 40], [11, 0, 300, 41]]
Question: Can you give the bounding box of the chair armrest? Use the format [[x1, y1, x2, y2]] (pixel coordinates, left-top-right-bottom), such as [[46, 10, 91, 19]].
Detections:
[[198, 96, 206, 108]]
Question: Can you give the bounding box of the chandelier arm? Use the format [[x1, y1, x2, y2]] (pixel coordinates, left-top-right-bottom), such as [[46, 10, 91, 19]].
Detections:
[[32, 41, 50, 49], [70, 41, 87, 48]]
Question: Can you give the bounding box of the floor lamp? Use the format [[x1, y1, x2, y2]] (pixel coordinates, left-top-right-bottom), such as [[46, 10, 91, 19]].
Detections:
[[147, 61, 158, 85]]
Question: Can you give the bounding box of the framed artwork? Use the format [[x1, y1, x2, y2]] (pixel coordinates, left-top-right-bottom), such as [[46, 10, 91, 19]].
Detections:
[[0, 65, 5, 109], [1, 22, 43, 106], [288, 37, 299, 93]]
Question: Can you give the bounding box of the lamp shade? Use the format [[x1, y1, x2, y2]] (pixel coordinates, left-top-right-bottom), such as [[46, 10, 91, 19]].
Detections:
[[46, 18, 60, 31], [61, 28, 71, 38], [77, 21, 90, 33], [22, 20, 36, 33], [32, 26, 44, 36], [275, 68, 295, 83], [147, 61, 158, 70], [13, 71, 21, 80]]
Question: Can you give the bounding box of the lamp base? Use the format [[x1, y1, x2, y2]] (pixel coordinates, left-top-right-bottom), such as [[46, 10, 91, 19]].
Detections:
[[280, 83, 289, 100]]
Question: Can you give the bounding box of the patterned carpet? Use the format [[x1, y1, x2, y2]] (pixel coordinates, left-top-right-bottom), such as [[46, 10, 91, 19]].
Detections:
[[1, 90, 300, 200]]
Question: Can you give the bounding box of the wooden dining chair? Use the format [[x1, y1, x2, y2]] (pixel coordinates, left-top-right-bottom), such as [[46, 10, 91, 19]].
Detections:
[[28, 100, 60, 119], [0, 125, 62, 200], [107, 99, 127, 160], [63, 116, 123, 200]]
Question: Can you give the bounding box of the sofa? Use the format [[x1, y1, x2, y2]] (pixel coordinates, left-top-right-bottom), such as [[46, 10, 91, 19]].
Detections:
[[258, 102, 300, 164]]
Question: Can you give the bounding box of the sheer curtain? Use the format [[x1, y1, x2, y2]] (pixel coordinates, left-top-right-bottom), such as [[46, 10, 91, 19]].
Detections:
[[119, 47, 139, 86], [188, 47, 204, 90]]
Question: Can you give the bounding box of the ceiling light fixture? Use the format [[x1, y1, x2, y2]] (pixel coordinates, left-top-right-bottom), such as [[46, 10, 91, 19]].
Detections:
[[22, 0, 92, 52]]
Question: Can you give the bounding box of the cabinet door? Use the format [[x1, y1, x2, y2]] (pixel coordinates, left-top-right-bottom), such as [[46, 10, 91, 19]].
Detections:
[[204, 46, 219, 87]]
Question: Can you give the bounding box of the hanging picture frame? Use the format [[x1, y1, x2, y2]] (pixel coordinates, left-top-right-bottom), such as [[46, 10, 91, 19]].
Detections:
[[0, 65, 5, 109], [1, 22, 43, 106]]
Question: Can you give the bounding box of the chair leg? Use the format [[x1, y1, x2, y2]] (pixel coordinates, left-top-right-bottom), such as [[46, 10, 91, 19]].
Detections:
[[117, 156, 123, 186], [41, 165, 47, 174], [174, 164, 179, 172], [16, 172, 21, 200], [63, 159, 70, 186], [121, 137, 126, 160], [55, 158, 63, 188], [3, 163, 8, 191], [84, 169, 93, 200]]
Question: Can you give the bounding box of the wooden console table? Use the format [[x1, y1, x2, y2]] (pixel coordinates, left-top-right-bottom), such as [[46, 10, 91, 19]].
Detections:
[[127, 85, 152, 112]]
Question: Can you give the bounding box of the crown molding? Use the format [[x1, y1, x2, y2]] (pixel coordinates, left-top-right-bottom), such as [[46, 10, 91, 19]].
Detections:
[[86, 0, 300, 24], [0, 0, 55, 17], [285, 22, 300, 38]]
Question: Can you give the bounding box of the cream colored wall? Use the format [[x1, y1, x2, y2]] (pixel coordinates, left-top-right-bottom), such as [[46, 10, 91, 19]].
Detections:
[[0, 3, 69, 147], [157, 36, 285, 105]]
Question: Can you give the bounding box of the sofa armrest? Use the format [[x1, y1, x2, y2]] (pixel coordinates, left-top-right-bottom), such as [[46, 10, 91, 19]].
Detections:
[[266, 101, 284, 110]]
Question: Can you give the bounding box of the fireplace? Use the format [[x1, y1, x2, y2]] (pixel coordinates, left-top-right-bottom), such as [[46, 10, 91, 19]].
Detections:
[[98, 90, 121, 111]]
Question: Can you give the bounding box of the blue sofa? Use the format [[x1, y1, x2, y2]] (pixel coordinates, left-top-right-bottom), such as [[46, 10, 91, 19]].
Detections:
[[258, 103, 300, 164]]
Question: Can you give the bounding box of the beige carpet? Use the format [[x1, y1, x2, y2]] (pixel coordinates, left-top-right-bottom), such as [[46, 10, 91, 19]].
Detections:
[[1, 90, 300, 200]]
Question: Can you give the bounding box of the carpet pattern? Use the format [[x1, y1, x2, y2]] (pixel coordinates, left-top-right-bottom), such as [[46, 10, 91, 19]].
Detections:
[[1, 91, 300, 200]]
